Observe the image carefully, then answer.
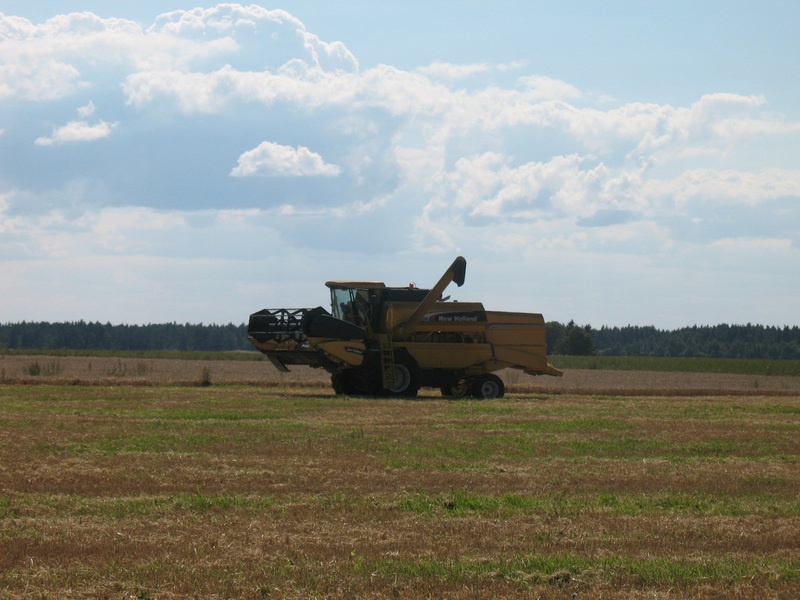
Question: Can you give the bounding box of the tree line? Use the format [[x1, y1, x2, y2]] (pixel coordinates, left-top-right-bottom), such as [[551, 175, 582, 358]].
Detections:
[[547, 321, 800, 359], [0, 321, 251, 352], [594, 323, 800, 359], [1, 320, 799, 359]]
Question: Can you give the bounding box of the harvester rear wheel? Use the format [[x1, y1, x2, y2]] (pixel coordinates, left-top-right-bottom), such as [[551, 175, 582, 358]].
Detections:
[[386, 360, 419, 397], [472, 374, 505, 399]]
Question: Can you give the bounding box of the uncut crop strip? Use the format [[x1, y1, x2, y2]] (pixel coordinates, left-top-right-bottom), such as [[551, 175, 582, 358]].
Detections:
[[0, 385, 798, 599]]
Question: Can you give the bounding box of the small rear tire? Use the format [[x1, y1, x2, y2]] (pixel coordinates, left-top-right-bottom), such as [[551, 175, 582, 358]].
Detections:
[[441, 380, 470, 398], [472, 374, 505, 399]]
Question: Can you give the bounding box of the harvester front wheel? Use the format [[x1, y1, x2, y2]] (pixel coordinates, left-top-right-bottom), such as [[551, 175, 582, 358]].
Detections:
[[331, 373, 354, 395], [472, 374, 505, 399], [331, 360, 382, 396]]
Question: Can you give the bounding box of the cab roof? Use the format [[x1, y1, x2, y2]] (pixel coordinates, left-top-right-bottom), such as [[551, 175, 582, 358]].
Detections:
[[325, 281, 386, 290]]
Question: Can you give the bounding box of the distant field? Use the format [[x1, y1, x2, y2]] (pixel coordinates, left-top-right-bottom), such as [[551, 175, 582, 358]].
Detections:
[[554, 354, 800, 377], [3, 348, 800, 376], [0, 382, 798, 599], [2, 352, 800, 397]]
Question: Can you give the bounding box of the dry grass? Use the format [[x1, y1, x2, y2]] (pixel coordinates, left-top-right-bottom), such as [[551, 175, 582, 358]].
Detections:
[[2, 353, 799, 395], [0, 358, 798, 598]]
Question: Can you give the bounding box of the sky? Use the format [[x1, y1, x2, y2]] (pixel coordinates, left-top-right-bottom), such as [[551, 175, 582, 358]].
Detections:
[[1, 1, 798, 329]]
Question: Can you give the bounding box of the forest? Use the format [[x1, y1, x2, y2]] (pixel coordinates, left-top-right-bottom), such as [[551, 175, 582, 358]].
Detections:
[[1, 320, 799, 360], [547, 321, 800, 359], [0, 321, 249, 353]]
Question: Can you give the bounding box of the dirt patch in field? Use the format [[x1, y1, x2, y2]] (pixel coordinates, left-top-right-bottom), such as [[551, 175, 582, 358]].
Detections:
[[1, 353, 798, 395]]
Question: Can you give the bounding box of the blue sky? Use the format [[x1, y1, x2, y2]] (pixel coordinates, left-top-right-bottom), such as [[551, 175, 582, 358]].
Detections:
[[1, 2, 798, 328]]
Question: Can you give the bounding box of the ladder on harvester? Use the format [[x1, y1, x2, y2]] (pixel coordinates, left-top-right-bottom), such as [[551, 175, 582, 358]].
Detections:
[[378, 333, 396, 390]]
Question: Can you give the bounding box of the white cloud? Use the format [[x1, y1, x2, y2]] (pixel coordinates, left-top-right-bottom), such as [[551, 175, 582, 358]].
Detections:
[[644, 168, 800, 207], [713, 117, 800, 138], [148, 5, 358, 72], [35, 119, 116, 146], [0, 5, 358, 105], [0, 13, 144, 100], [123, 68, 231, 113], [518, 75, 581, 99], [76, 100, 96, 118], [0, 58, 83, 101], [417, 60, 525, 80], [32, 98, 115, 146], [230, 141, 341, 177]]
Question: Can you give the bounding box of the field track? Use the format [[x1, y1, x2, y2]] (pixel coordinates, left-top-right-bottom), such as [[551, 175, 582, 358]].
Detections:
[[1, 356, 798, 598]]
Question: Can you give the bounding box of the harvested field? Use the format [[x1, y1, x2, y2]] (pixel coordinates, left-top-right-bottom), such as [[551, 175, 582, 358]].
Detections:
[[2, 353, 799, 395], [0, 357, 798, 598]]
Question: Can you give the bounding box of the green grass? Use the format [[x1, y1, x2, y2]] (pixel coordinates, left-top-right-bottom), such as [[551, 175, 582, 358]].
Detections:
[[4, 488, 797, 525], [395, 490, 800, 518], [354, 553, 799, 587], [457, 417, 631, 433]]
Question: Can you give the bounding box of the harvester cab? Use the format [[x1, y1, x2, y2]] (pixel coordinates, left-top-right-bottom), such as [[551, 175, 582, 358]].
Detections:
[[247, 256, 561, 398]]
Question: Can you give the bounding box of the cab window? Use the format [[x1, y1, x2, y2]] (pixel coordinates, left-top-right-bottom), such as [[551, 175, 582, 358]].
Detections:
[[330, 288, 370, 328]]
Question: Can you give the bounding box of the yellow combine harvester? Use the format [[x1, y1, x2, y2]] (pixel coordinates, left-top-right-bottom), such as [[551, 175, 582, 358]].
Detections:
[[248, 257, 562, 398]]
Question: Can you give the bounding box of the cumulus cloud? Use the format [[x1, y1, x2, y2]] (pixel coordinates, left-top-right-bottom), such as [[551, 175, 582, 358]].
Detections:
[[148, 4, 358, 72], [33, 101, 116, 145], [34, 119, 116, 146], [518, 75, 582, 99], [230, 141, 341, 177], [643, 168, 800, 207], [0, 58, 82, 101], [0, 5, 357, 104], [0, 13, 146, 100], [76, 100, 96, 118]]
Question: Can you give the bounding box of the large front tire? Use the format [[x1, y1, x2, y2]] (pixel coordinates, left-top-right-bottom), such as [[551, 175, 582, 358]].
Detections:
[[331, 373, 348, 395], [331, 353, 383, 396], [472, 374, 505, 399]]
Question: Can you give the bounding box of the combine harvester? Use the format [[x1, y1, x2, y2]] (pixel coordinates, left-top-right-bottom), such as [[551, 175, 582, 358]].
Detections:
[[248, 257, 562, 398]]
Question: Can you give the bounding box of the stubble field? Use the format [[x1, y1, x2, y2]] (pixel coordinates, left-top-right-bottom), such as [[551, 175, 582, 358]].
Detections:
[[1, 355, 798, 598]]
